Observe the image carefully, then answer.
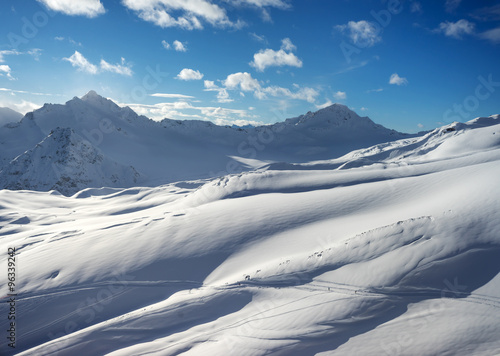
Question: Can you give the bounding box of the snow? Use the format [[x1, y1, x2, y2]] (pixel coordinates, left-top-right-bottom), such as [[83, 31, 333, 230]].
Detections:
[[0, 107, 23, 127], [0, 92, 499, 355], [0, 92, 411, 194]]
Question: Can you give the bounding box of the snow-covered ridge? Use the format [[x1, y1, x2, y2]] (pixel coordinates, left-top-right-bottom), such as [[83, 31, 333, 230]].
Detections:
[[0, 91, 412, 194], [0, 127, 142, 196]]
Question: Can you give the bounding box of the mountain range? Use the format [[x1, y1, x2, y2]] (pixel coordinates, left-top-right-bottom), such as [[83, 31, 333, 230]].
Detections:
[[0, 94, 499, 355], [0, 91, 410, 195]]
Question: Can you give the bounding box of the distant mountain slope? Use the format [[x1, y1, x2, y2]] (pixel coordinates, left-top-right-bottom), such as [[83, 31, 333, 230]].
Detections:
[[263, 114, 500, 172], [0, 107, 23, 126], [1, 91, 412, 194], [0, 127, 142, 195]]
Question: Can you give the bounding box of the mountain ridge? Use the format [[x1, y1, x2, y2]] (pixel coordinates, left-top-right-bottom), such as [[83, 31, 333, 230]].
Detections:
[[0, 90, 474, 195]]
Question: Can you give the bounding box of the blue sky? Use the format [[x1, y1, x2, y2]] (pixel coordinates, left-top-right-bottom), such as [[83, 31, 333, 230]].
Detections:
[[0, 0, 499, 132]]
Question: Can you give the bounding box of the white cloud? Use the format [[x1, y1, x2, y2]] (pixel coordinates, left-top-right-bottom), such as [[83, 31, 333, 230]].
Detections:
[[217, 89, 233, 103], [151, 93, 195, 99], [0, 50, 20, 63], [389, 73, 408, 86], [263, 86, 319, 103], [0, 49, 40, 63], [55, 36, 65, 41], [63, 51, 133, 76], [316, 100, 333, 110], [250, 38, 302, 72], [224, 72, 262, 91], [0, 97, 42, 115], [63, 51, 98, 74], [333, 91, 347, 100], [176, 68, 204, 80], [27, 49, 42, 61], [418, 123, 424, 129], [0, 88, 56, 96], [222, 71, 318, 103], [445, 0, 461, 13], [437, 19, 475, 39], [0, 65, 14, 80], [121, 0, 239, 30], [480, 27, 500, 44], [280, 37, 296, 51], [337, 20, 382, 47], [173, 40, 187, 52], [203, 80, 234, 103], [100, 58, 133, 76], [37, 0, 105, 18], [120, 100, 262, 126], [162, 40, 187, 51], [204, 80, 219, 90], [161, 40, 171, 50]]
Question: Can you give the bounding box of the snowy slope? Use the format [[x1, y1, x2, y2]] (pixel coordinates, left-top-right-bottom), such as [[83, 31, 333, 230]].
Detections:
[[1, 115, 499, 355], [0, 92, 411, 193], [0, 127, 143, 195]]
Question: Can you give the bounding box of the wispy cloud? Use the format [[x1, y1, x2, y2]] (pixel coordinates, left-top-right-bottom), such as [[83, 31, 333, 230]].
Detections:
[[63, 51, 133, 76], [0, 49, 41, 63], [162, 40, 188, 52], [151, 93, 195, 99], [249, 32, 267, 44], [336, 20, 382, 47], [225, 0, 291, 22], [0, 88, 56, 96], [436, 19, 475, 39], [0, 50, 21, 63], [333, 91, 347, 100], [37, 0, 105, 18], [0, 95, 42, 114], [0, 65, 14, 80], [471, 4, 500, 22], [100, 58, 133, 76], [227, 0, 290, 9], [250, 38, 302, 72], [161, 40, 171, 50], [389, 73, 408, 86], [120, 100, 262, 126], [480, 27, 500, 44], [63, 51, 98, 74]]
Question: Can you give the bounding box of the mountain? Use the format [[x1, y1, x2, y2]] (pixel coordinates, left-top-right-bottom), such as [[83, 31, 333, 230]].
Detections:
[[0, 127, 142, 196], [1, 108, 500, 355], [0, 91, 411, 194], [0, 106, 23, 126]]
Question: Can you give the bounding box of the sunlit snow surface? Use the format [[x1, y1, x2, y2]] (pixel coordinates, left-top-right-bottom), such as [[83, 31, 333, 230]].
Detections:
[[1, 115, 500, 355]]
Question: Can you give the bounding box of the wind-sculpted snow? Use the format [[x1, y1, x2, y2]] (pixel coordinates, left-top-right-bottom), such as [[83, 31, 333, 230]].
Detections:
[[1, 115, 500, 355]]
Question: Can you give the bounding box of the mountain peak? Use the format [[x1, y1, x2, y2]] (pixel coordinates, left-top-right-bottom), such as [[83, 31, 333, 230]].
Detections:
[[284, 103, 377, 129], [81, 90, 100, 100]]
